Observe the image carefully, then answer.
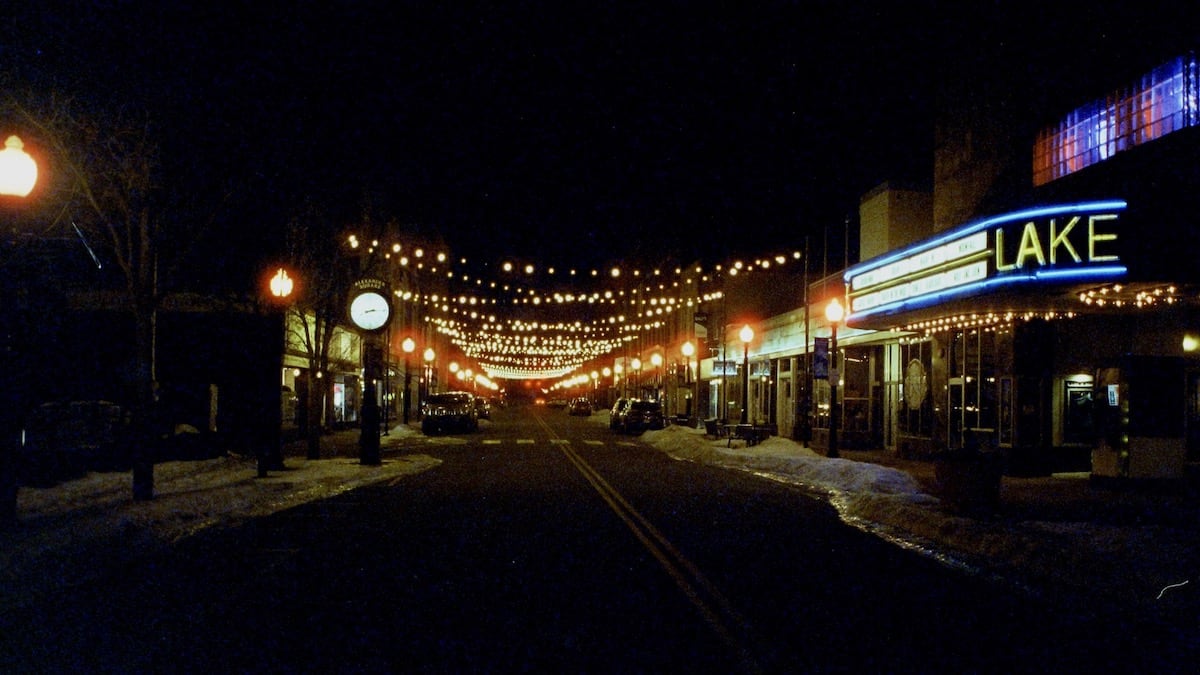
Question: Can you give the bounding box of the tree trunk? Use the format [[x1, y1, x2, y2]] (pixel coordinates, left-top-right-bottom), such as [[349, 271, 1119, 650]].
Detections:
[[305, 382, 322, 460], [131, 306, 156, 501]]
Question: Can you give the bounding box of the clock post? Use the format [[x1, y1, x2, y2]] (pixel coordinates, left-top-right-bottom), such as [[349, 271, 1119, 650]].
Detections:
[[359, 340, 383, 465], [348, 280, 391, 466]]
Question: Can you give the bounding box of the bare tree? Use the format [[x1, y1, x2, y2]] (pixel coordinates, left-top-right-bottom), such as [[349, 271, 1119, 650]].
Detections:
[[5, 93, 214, 501], [282, 201, 355, 460]]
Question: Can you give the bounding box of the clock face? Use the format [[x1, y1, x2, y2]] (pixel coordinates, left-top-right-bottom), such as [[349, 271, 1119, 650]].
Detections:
[[349, 291, 391, 331]]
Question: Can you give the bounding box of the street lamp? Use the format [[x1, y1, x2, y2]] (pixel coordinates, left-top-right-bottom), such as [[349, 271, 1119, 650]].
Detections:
[[0, 136, 38, 198], [682, 341, 696, 425], [739, 325, 753, 424], [0, 134, 37, 524], [650, 353, 663, 403], [401, 337, 415, 424], [423, 347, 436, 399], [825, 297, 845, 458], [261, 267, 297, 475], [631, 358, 642, 398]]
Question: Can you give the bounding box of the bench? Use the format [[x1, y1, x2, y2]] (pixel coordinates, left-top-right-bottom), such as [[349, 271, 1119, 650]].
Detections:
[[725, 423, 773, 447]]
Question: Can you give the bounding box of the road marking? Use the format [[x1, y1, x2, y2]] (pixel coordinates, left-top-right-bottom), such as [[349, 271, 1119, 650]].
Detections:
[[583, 440, 604, 446], [531, 415, 760, 670], [550, 438, 570, 444], [482, 439, 501, 445], [517, 439, 535, 444]]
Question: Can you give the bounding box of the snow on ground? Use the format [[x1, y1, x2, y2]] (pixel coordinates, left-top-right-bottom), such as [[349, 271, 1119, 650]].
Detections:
[[638, 423, 1200, 613], [3, 415, 1197, 615], [2, 426, 440, 607]]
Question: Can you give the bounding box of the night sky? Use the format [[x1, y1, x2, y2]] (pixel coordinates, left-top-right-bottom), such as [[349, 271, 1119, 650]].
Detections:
[[6, 2, 1196, 277]]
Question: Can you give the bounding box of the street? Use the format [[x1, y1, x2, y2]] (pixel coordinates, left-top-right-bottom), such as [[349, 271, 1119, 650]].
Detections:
[[3, 404, 1186, 672]]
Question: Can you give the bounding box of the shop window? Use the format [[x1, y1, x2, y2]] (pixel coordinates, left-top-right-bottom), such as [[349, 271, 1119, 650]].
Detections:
[[842, 349, 871, 433]]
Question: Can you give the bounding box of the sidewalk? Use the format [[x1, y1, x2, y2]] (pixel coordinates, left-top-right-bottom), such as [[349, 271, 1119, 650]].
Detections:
[[1, 425, 438, 609]]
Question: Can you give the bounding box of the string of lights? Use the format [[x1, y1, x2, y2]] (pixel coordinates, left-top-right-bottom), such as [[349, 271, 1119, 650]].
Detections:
[[344, 231, 805, 377]]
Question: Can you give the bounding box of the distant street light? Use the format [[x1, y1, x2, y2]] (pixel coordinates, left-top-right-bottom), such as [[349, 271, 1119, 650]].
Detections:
[[739, 325, 753, 424], [825, 298, 845, 459], [650, 353, 663, 402], [682, 341, 696, 425], [423, 347, 436, 399], [401, 337, 415, 424]]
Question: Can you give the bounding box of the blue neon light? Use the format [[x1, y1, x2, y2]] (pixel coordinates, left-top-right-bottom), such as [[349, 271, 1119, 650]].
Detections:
[[844, 199, 1128, 283], [849, 265, 1128, 321]]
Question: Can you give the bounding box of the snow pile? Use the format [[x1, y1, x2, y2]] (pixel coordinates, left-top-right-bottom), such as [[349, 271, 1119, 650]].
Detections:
[[644, 424, 926, 499], [641, 424, 1199, 611], [2, 450, 440, 607]]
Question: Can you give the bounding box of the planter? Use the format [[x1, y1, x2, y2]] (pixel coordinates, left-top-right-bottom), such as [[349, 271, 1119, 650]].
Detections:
[[933, 453, 1003, 513]]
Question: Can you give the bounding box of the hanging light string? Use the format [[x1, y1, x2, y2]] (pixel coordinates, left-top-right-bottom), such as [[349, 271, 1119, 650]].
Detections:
[[344, 232, 803, 375]]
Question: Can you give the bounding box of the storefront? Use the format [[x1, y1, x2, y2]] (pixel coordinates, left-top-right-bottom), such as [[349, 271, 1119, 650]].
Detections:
[[843, 199, 1200, 477]]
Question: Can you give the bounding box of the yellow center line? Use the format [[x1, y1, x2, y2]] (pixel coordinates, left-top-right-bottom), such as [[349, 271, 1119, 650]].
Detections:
[[531, 415, 761, 671]]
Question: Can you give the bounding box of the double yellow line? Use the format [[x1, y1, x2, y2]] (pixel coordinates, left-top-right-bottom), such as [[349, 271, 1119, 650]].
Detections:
[[534, 417, 762, 672]]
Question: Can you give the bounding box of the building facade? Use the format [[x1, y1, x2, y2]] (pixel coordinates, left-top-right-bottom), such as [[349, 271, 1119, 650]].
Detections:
[[840, 52, 1200, 478], [707, 51, 1200, 482]]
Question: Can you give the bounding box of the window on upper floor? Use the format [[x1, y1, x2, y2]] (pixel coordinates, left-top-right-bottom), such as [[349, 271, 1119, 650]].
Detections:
[[1032, 54, 1199, 186]]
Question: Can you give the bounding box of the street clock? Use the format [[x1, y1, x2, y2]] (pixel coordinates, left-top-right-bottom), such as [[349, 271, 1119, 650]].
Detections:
[[348, 287, 391, 332]]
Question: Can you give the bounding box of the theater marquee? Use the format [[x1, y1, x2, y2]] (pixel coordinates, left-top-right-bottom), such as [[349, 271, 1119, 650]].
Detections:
[[844, 200, 1128, 322]]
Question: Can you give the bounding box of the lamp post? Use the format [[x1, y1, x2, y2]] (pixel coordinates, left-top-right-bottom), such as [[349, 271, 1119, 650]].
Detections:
[[423, 347, 436, 401], [401, 337, 415, 424], [261, 267, 297, 476], [602, 367, 613, 406], [650, 353, 663, 403], [631, 358, 642, 398], [825, 297, 844, 459], [682, 341, 696, 425], [614, 363, 624, 398], [1, 135, 37, 525], [739, 325, 753, 424]]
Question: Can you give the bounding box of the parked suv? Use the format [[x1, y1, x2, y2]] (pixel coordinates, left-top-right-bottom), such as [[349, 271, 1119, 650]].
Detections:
[[422, 392, 479, 434], [609, 398, 631, 430], [619, 399, 665, 434]]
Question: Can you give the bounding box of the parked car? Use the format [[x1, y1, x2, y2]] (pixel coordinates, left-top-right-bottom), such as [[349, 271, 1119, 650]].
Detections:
[[568, 397, 592, 416], [620, 399, 665, 434], [422, 392, 479, 434], [19, 400, 126, 484], [474, 396, 491, 420], [609, 398, 631, 430], [546, 398, 569, 409]]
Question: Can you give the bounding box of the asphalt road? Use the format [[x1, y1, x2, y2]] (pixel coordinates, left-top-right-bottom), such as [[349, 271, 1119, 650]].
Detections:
[[5, 405, 1185, 672]]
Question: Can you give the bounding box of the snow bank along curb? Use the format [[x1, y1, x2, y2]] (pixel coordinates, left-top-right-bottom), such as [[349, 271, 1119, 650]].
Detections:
[[643, 425, 1197, 611], [1, 453, 441, 609]]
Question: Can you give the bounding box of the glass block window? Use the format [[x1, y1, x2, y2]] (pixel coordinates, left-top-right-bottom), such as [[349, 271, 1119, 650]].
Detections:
[[1033, 54, 1199, 186]]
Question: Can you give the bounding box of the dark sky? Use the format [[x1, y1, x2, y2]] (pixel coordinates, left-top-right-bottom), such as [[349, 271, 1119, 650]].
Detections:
[[7, 2, 1196, 276]]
